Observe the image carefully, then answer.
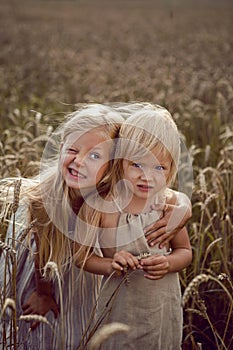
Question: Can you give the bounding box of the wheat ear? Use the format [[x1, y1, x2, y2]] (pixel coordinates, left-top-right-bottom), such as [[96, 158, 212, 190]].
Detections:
[[89, 322, 130, 350], [19, 315, 52, 329], [0, 298, 16, 320]]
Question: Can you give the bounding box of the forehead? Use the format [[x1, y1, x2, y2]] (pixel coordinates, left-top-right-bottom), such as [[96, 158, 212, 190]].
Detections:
[[150, 146, 172, 163], [125, 145, 172, 165], [64, 130, 110, 149]]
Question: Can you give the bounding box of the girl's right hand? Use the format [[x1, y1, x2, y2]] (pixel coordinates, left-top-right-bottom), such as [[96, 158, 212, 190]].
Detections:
[[112, 250, 139, 273]]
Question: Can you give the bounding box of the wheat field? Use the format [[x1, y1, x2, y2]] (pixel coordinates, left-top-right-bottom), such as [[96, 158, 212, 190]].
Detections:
[[0, 0, 232, 349]]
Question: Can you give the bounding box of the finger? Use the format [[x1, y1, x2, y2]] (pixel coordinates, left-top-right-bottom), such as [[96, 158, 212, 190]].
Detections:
[[144, 273, 164, 280], [144, 220, 167, 234], [140, 255, 161, 266], [30, 321, 39, 330], [112, 261, 124, 272], [146, 227, 167, 243], [157, 233, 176, 248], [146, 229, 165, 242], [115, 256, 128, 267], [143, 264, 167, 273], [126, 257, 138, 270], [22, 302, 29, 311], [158, 238, 174, 249], [148, 230, 175, 247], [22, 307, 33, 315]]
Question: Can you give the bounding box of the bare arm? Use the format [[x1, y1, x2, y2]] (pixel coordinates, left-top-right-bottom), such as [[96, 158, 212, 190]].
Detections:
[[82, 249, 140, 276], [83, 253, 113, 276], [145, 190, 192, 248]]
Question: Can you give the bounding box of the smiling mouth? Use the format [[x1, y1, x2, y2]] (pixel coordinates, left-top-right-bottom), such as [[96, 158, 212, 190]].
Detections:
[[137, 184, 153, 191], [68, 168, 86, 179]]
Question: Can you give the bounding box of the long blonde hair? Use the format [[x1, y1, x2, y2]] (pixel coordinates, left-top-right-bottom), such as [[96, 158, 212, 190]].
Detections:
[[1, 104, 124, 273]]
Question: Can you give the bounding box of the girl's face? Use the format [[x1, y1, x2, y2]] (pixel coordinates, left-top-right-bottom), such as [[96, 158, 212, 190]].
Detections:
[[122, 147, 172, 203], [61, 130, 112, 192]]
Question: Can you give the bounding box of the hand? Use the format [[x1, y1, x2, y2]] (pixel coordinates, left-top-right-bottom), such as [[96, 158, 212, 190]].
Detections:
[[144, 202, 191, 248], [22, 291, 59, 330], [112, 250, 139, 274], [139, 254, 169, 280]]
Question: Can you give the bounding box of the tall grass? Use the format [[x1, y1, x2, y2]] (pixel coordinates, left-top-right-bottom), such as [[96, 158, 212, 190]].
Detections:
[[0, 0, 232, 348]]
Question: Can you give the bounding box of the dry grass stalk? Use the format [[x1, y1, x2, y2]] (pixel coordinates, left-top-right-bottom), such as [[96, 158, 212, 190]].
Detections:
[[0, 298, 16, 320], [89, 322, 130, 350], [18, 218, 38, 243], [78, 271, 131, 350], [19, 314, 52, 329], [0, 240, 16, 257], [201, 237, 223, 271], [12, 179, 22, 214], [182, 274, 209, 307], [183, 273, 233, 307], [43, 261, 65, 348], [11, 182, 21, 350]]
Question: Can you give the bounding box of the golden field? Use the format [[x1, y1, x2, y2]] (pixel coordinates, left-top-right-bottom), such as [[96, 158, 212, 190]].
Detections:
[[0, 1, 232, 349]]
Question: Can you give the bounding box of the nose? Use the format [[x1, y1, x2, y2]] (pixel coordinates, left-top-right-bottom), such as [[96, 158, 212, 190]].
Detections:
[[140, 167, 154, 181], [73, 152, 86, 167]]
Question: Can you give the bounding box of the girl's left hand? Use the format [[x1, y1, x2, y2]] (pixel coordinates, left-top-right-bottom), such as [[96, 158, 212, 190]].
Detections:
[[139, 255, 169, 280]]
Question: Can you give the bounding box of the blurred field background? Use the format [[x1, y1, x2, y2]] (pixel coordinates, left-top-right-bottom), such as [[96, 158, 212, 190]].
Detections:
[[0, 0, 232, 349]]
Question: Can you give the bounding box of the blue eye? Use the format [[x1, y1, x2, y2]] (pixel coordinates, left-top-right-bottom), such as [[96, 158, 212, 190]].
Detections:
[[155, 165, 164, 171], [132, 162, 143, 169], [89, 152, 100, 160]]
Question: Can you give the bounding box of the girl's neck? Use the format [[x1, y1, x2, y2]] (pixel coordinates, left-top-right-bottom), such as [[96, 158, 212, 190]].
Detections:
[[123, 198, 153, 215], [122, 190, 167, 215]]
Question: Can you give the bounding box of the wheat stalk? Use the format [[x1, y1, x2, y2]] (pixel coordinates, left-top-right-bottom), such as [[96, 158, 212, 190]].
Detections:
[[182, 273, 233, 307], [89, 322, 130, 350], [0, 240, 16, 257], [11, 181, 22, 350], [12, 179, 22, 214], [0, 298, 16, 320], [43, 261, 65, 348], [19, 314, 52, 329], [18, 218, 38, 243], [77, 271, 131, 350]]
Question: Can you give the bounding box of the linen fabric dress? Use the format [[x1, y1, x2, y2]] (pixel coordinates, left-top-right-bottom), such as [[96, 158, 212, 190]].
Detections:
[[95, 210, 183, 350], [0, 205, 100, 350]]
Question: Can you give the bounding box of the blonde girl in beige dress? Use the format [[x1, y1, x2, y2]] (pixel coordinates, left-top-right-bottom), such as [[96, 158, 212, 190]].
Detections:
[[80, 103, 192, 350]]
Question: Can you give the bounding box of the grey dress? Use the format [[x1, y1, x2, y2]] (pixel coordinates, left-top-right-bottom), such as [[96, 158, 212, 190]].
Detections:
[[94, 210, 183, 350], [0, 205, 100, 350]]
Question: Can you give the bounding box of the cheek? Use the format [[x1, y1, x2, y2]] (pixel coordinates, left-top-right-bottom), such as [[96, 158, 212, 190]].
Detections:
[[60, 154, 71, 170], [123, 169, 136, 183], [154, 172, 168, 187]]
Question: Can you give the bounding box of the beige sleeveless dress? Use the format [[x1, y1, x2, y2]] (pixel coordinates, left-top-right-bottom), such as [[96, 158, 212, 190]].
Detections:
[[95, 204, 183, 350]]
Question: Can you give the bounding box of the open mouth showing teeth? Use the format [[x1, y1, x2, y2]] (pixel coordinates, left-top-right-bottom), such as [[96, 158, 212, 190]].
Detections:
[[69, 168, 86, 178]]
